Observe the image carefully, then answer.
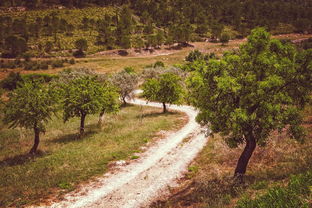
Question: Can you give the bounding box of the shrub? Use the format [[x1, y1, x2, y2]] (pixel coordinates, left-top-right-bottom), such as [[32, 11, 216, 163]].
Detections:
[[154, 61, 165, 68], [51, 59, 65, 68], [69, 58, 75, 64], [220, 32, 230, 45]]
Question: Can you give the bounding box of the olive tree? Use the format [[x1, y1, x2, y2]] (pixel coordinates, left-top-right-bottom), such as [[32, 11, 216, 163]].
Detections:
[[3, 80, 58, 154], [142, 72, 184, 113], [187, 28, 312, 180], [111, 69, 138, 105]]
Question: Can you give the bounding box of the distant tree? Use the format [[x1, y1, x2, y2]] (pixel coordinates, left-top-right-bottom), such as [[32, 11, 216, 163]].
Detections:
[[74, 38, 88, 57], [185, 50, 205, 62], [0, 72, 23, 91], [111, 69, 139, 105], [61, 76, 104, 136], [51, 15, 60, 43], [133, 35, 144, 51], [143, 19, 154, 35], [211, 22, 224, 40], [119, 35, 131, 49], [187, 28, 312, 180], [155, 30, 165, 48], [98, 81, 120, 126], [220, 32, 230, 45], [45, 41, 53, 53], [3, 80, 58, 154], [169, 22, 193, 44], [3, 35, 27, 57], [142, 72, 184, 113]]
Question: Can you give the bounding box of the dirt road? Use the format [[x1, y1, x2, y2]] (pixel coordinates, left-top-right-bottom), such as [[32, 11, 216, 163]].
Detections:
[[39, 95, 208, 208]]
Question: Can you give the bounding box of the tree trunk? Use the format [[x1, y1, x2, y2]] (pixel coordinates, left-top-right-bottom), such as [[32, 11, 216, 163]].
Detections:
[[122, 96, 127, 105], [162, 102, 167, 113], [234, 132, 257, 182], [29, 126, 40, 154], [98, 110, 105, 127], [80, 113, 86, 136]]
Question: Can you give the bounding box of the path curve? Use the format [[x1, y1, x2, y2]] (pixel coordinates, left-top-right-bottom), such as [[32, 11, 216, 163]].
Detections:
[[39, 94, 208, 208]]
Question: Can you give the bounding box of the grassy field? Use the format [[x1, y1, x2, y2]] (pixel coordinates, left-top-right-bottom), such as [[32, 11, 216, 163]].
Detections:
[[0, 105, 187, 207], [152, 105, 312, 208]]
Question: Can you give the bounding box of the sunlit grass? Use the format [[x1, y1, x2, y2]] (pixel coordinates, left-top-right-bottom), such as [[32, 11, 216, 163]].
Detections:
[[0, 105, 186, 207]]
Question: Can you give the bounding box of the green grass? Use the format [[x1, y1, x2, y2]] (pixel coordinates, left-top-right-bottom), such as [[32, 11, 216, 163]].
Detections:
[[236, 171, 312, 208], [0, 105, 186, 207]]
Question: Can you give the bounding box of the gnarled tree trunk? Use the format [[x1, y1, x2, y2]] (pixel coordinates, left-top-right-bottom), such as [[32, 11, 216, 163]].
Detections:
[[29, 126, 40, 154], [80, 113, 86, 136], [162, 102, 167, 113], [98, 110, 105, 127], [122, 96, 127, 106], [234, 132, 257, 182]]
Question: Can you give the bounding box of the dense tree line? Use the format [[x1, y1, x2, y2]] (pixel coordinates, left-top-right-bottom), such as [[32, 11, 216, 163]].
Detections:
[[0, 1, 311, 58], [1, 0, 311, 34]]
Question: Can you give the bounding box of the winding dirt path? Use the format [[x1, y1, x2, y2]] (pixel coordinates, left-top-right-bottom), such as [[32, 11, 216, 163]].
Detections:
[[40, 95, 208, 208]]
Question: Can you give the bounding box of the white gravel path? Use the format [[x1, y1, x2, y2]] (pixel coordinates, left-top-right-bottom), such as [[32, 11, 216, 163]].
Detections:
[[38, 95, 209, 208]]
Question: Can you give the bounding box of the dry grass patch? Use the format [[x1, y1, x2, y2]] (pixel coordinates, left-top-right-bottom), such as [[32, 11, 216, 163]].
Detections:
[[152, 105, 312, 208]]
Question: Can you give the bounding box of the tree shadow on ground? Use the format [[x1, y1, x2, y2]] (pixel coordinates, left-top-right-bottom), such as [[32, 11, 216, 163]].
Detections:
[[0, 151, 47, 168], [50, 128, 97, 144], [136, 111, 178, 119]]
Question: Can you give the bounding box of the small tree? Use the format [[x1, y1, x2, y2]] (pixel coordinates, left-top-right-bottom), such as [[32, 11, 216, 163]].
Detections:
[[0, 72, 23, 91], [111, 69, 138, 105], [98, 82, 120, 126], [220, 32, 230, 45], [185, 50, 205, 62], [187, 28, 312, 180], [62, 76, 104, 136], [74, 38, 88, 57], [4, 35, 27, 57], [3, 80, 58, 154], [142, 72, 184, 113]]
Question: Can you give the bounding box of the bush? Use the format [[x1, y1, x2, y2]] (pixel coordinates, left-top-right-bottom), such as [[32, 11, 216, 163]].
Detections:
[[154, 61, 165, 68], [220, 32, 230, 45], [69, 58, 76, 65], [185, 50, 204, 62], [124, 66, 135, 74], [51, 59, 65, 68]]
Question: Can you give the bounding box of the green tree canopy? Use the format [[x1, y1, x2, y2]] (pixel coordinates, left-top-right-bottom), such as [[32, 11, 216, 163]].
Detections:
[[4, 35, 27, 57], [61, 76, 104, 136], [3, 80, 58, 154], [111, 69, 138, 105], [98, 81, 120, 126], [187, 28, 312, 179], [142, 72, 184, 113]]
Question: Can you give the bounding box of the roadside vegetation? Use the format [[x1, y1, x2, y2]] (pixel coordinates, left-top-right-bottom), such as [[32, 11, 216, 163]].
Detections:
[[152, 105, 312, 208], [152, 28, 312, 208], [0, 5, 311, 205], [0, 65, 187, 207]]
